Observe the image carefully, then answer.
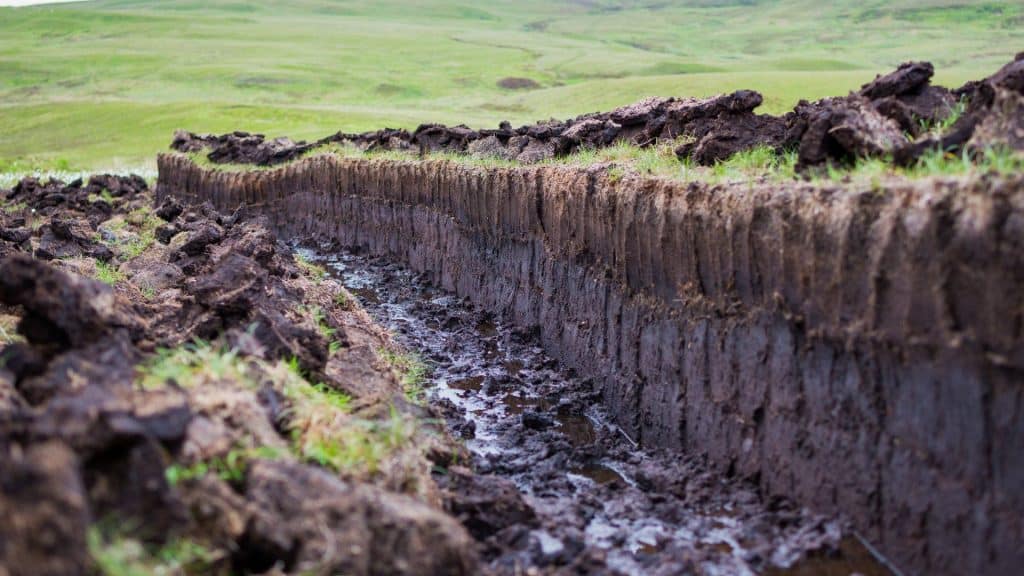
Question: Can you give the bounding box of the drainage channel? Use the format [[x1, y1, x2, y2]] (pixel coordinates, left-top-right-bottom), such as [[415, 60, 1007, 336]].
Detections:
[[298, 246, 894, 576]]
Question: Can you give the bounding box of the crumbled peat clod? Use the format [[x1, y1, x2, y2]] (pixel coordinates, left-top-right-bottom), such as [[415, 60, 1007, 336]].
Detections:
[[520, 410, 555, 431], [0, 176, 480, 576], [171, 55, 1024, 171]]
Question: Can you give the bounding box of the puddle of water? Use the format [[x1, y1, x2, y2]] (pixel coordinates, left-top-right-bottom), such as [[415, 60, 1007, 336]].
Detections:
[[766, 537, 896, 576], [502, 393, 550, 415], [448, 375, 485, 392], [570, 461, 626, 485], [555, 412, 597, 446]]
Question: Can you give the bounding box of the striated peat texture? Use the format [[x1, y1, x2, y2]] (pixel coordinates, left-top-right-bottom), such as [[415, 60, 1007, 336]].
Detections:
[[159, 153, 1024, 576], [300, 247, 895, 576]]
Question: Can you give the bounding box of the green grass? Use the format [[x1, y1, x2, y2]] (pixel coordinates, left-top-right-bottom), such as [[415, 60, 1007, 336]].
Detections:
[[136, 338, 420, 479], [294, 253, 328, 282], [0, 0, 1019, 172], [271, 358, 415, 475], [88, 528, 216, 576], [905, 146, 1024, 178], [296, 304, 334, 338], [113, 206, 162, 259], [298, 406, 415, 474], [87, 188, 117, 205], [334, 290, 353, 310], [185, 132, 1024, 190], [92, 260, 126, 286], [2, 200, 28, 214], [295, 302, 345, 355], [137, 340, 251, 389], [165, 445, 286, 486], [380, 348, 431, 404], [280, 355, 353, 412], [0, 314, 21, 345]]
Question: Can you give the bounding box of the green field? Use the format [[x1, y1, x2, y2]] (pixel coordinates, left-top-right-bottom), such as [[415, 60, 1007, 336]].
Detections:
[[0, 0, 1021, 173]]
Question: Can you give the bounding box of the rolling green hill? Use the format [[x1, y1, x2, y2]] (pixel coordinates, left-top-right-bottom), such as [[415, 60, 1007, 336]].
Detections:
[[0, 0, 1021, 172]]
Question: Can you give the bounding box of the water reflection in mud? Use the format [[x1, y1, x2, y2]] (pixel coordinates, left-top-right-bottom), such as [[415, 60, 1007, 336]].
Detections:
[[300, 247, 895, 576]]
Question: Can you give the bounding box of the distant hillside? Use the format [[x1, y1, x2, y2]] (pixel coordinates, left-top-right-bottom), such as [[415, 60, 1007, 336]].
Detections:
[[0, 0, 1020, 169]]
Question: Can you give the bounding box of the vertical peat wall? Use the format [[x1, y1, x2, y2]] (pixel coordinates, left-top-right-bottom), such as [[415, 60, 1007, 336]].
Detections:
[[158, 153, 1024, 576]]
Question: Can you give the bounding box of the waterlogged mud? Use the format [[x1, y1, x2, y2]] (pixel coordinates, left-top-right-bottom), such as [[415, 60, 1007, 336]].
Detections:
[[300, 246, 897, 576]]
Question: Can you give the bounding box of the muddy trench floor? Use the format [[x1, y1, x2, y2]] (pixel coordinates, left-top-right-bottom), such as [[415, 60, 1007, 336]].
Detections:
[[298, 245, 899, 576]]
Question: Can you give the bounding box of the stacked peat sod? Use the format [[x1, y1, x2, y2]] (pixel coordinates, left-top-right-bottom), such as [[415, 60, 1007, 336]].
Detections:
[[172, 54, 1024, 171]]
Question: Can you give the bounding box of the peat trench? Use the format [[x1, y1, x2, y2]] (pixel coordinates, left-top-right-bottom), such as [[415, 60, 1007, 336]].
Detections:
[[297, 246, 898, 576]]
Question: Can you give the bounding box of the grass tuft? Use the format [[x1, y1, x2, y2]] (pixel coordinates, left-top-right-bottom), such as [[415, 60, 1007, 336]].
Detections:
[[297, 406, 414, 474], [165, 446, 286, 486], [296, 303, 343, 355], [294, 253, 328, 283], [2, 200, 28, 214], [119, 207, 163, 259], [93, 261, 126, 286], [270, 358, 413, 474], [137, 340, 251, 390], [0, 313, 22, 346], [297, 304, 335, 339], [88, 527, 216, 576], [88, 189, 117, 206], [137, 340, 410, 477], [380, 348, 430, 404], [333, 290, 353, 310], [280, 355, 354, 412]]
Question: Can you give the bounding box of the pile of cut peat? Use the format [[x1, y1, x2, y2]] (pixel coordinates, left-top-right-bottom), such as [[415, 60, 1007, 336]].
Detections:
[[0, 176, 480, 575], [173, 54, 1024, 171]]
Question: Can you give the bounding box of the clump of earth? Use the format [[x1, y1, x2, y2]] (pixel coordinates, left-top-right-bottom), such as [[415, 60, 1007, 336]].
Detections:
[[173, 54, 1024, 170], [1, 176, 476, 575]]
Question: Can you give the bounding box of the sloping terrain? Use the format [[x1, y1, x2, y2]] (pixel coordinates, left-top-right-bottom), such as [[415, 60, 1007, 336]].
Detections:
[[0, 176, 478, 575], [0, 9, 1021, 574], [1, 0, 1021, 170]]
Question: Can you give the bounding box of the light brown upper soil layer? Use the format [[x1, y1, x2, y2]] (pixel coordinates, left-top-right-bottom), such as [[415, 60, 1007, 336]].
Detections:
[[158, 153, 1024, 576]]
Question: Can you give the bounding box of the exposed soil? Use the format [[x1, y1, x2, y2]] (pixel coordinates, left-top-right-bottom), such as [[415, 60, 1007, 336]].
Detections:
[[0, 170, 911, 576], [157, 151, 1024, 576], [895, 52, 1024, 164], [171, 55, 1024, 170], [0, 172, 906, 576], [302, 247, 900, 576], [0, 176, 478, 575], [2, 51, 1020, 576]]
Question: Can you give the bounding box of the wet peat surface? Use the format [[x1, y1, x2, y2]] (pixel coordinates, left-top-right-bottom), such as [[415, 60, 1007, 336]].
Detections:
[[299, 246, 897, 576]]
